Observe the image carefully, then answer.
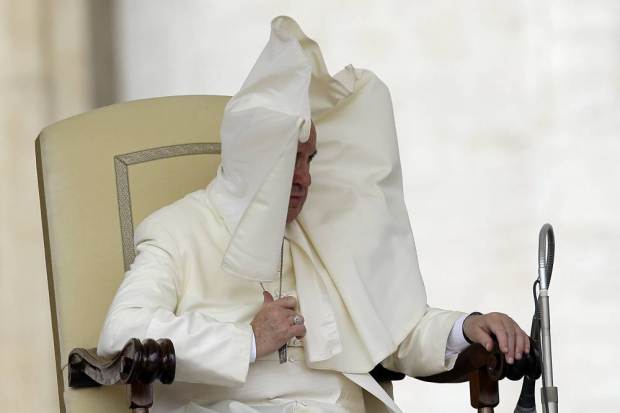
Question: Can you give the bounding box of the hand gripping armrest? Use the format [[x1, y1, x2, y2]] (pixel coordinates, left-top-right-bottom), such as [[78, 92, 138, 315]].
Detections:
[[373, 338, 541, 412], [416, 339, 541, 411], [416, 339, 541, 383]]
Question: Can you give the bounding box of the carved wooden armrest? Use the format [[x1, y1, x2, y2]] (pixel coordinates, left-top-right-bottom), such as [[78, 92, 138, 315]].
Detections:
[[68, 338, 175, 413], [418, 341, 541, 412], [371, 339, 541, 413]]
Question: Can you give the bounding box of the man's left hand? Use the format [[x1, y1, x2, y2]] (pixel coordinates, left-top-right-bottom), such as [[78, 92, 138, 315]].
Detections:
[[462, 312, 530, 364]]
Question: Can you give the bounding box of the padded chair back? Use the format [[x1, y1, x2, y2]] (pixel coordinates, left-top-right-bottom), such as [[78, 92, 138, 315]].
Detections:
[[36, 95, 230, 412]]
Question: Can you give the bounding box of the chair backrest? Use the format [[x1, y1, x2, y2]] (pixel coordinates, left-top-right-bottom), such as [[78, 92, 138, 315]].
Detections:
[[36, 95, 230, 412]]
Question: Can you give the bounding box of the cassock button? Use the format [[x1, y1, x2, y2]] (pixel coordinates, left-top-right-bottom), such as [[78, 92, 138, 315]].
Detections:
[[288, 355, 295, 362]]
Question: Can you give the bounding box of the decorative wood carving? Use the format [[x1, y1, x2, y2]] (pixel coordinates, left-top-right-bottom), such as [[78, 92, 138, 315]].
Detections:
[[419, 340, 541, 412], [68, 338, 175, 413], [70, 337, 541, 412], [371, 338, 541, 412]]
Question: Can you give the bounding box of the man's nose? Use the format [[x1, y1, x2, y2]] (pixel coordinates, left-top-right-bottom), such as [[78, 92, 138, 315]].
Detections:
[[293, 165, 311, 187]]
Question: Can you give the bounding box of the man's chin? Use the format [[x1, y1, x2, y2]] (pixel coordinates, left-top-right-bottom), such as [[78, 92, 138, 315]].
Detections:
[[286, 205, 302, 224], [289, 196, 304, 207]]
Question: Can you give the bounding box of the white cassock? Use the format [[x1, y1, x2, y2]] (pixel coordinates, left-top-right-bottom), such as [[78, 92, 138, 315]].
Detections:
[[97, 187, 466, 413], [98, 16, 470, 412]]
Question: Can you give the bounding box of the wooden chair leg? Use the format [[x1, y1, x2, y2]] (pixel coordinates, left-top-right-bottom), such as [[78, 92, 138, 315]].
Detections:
[[128, 382, 153, 413], [469, 368, 499, 412]]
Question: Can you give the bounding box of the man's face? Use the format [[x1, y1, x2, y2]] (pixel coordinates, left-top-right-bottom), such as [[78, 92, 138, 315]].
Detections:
[[286, 122, 317, 224]]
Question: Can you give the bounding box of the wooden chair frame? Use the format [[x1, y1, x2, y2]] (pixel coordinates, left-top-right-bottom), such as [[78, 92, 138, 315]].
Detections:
[[68, 337, 541, 412]]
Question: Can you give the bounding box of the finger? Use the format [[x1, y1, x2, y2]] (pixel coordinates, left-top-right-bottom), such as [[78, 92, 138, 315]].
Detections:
[[290, 324, 307, 338], [515, 328, 525, 360], [488, 321, 508, 356], [473, 328, 495, 352], [275, 296, 297, 309], [289, 314, 304, 326], [502, 319, 516, 364], [278, 309, 295, 321], [524, 333, 531, 354], [263, 291, 274, 303]]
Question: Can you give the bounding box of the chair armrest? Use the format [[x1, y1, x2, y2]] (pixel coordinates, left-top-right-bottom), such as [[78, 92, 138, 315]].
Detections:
[[417, 340, 541, 384], [369, 364, 406, 382], [369, 344, 502, 385], [416, 343, 503, 384], [371, 340, 541, 412], [416, 341, 541, 411], [68, 338, 175, 413], [68, 338, 175, 388]]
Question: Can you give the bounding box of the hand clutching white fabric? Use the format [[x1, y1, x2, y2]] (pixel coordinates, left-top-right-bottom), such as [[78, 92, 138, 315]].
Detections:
[[251, 292, 306, 358]]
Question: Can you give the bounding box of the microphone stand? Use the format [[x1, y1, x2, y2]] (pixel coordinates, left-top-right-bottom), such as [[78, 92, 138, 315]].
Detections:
[[537, 224, 558, 413], [515, 224, 558, 413]]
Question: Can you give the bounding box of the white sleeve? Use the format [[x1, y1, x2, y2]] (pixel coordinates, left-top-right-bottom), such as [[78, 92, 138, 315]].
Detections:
[[97, 217, 253, 386], [250, 331, 257, 363], [445, 313, 471, 358], [381, 306, 467, 377]]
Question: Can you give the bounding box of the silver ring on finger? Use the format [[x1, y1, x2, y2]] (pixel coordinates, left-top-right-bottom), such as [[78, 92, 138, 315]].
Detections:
[[292, 315, 304, 326]]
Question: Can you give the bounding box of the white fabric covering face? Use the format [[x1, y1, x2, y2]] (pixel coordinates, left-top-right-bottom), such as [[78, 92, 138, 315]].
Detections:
[[208, 16, 428, 373], [210, 17, 313, 282]]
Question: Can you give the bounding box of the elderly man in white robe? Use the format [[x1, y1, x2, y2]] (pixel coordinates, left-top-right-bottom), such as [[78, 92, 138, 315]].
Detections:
[[97, 16, 530, 413]]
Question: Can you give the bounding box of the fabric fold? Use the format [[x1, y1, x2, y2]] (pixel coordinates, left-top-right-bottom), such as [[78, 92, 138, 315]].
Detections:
[[210, 15, 429, 373]]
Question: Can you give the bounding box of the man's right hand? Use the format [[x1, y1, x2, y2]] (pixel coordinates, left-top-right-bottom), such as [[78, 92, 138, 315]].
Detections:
[[251, 291, 306, 358]]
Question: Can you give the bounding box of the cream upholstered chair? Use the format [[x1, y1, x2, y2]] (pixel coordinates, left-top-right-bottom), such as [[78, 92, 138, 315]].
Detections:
[[37, 95, 227, 412], [37, 95, 539, 413]]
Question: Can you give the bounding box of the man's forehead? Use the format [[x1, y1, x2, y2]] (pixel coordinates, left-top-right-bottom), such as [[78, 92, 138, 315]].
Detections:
[[299, 126, 316, 152]]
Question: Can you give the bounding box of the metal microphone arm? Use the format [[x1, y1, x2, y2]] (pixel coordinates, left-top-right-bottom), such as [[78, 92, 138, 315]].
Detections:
[[537, 224, 558, 413], [514, 224, 558, 413]]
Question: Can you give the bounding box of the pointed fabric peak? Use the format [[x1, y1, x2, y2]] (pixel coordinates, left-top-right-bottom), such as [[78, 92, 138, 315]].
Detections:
[[210, 17, 428, 374], [209, 16, 337, 281]]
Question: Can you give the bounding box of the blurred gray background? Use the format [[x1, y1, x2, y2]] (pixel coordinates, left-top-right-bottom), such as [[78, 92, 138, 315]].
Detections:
[[1, 1, 618, 411]]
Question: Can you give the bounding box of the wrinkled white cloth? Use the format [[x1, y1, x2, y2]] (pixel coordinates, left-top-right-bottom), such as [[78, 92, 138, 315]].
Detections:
[[97, 189, 465, 412], [209, 15, 436, 374], [98, 15, 472, 413], [250, 320, 479, 362], [153, 350, 368, 413], [146, 238, 368, 413]]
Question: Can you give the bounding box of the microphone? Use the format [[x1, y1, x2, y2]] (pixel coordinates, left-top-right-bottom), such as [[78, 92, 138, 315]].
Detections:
[[514, 315, 541, 413], [514, 224, 558, 413]]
